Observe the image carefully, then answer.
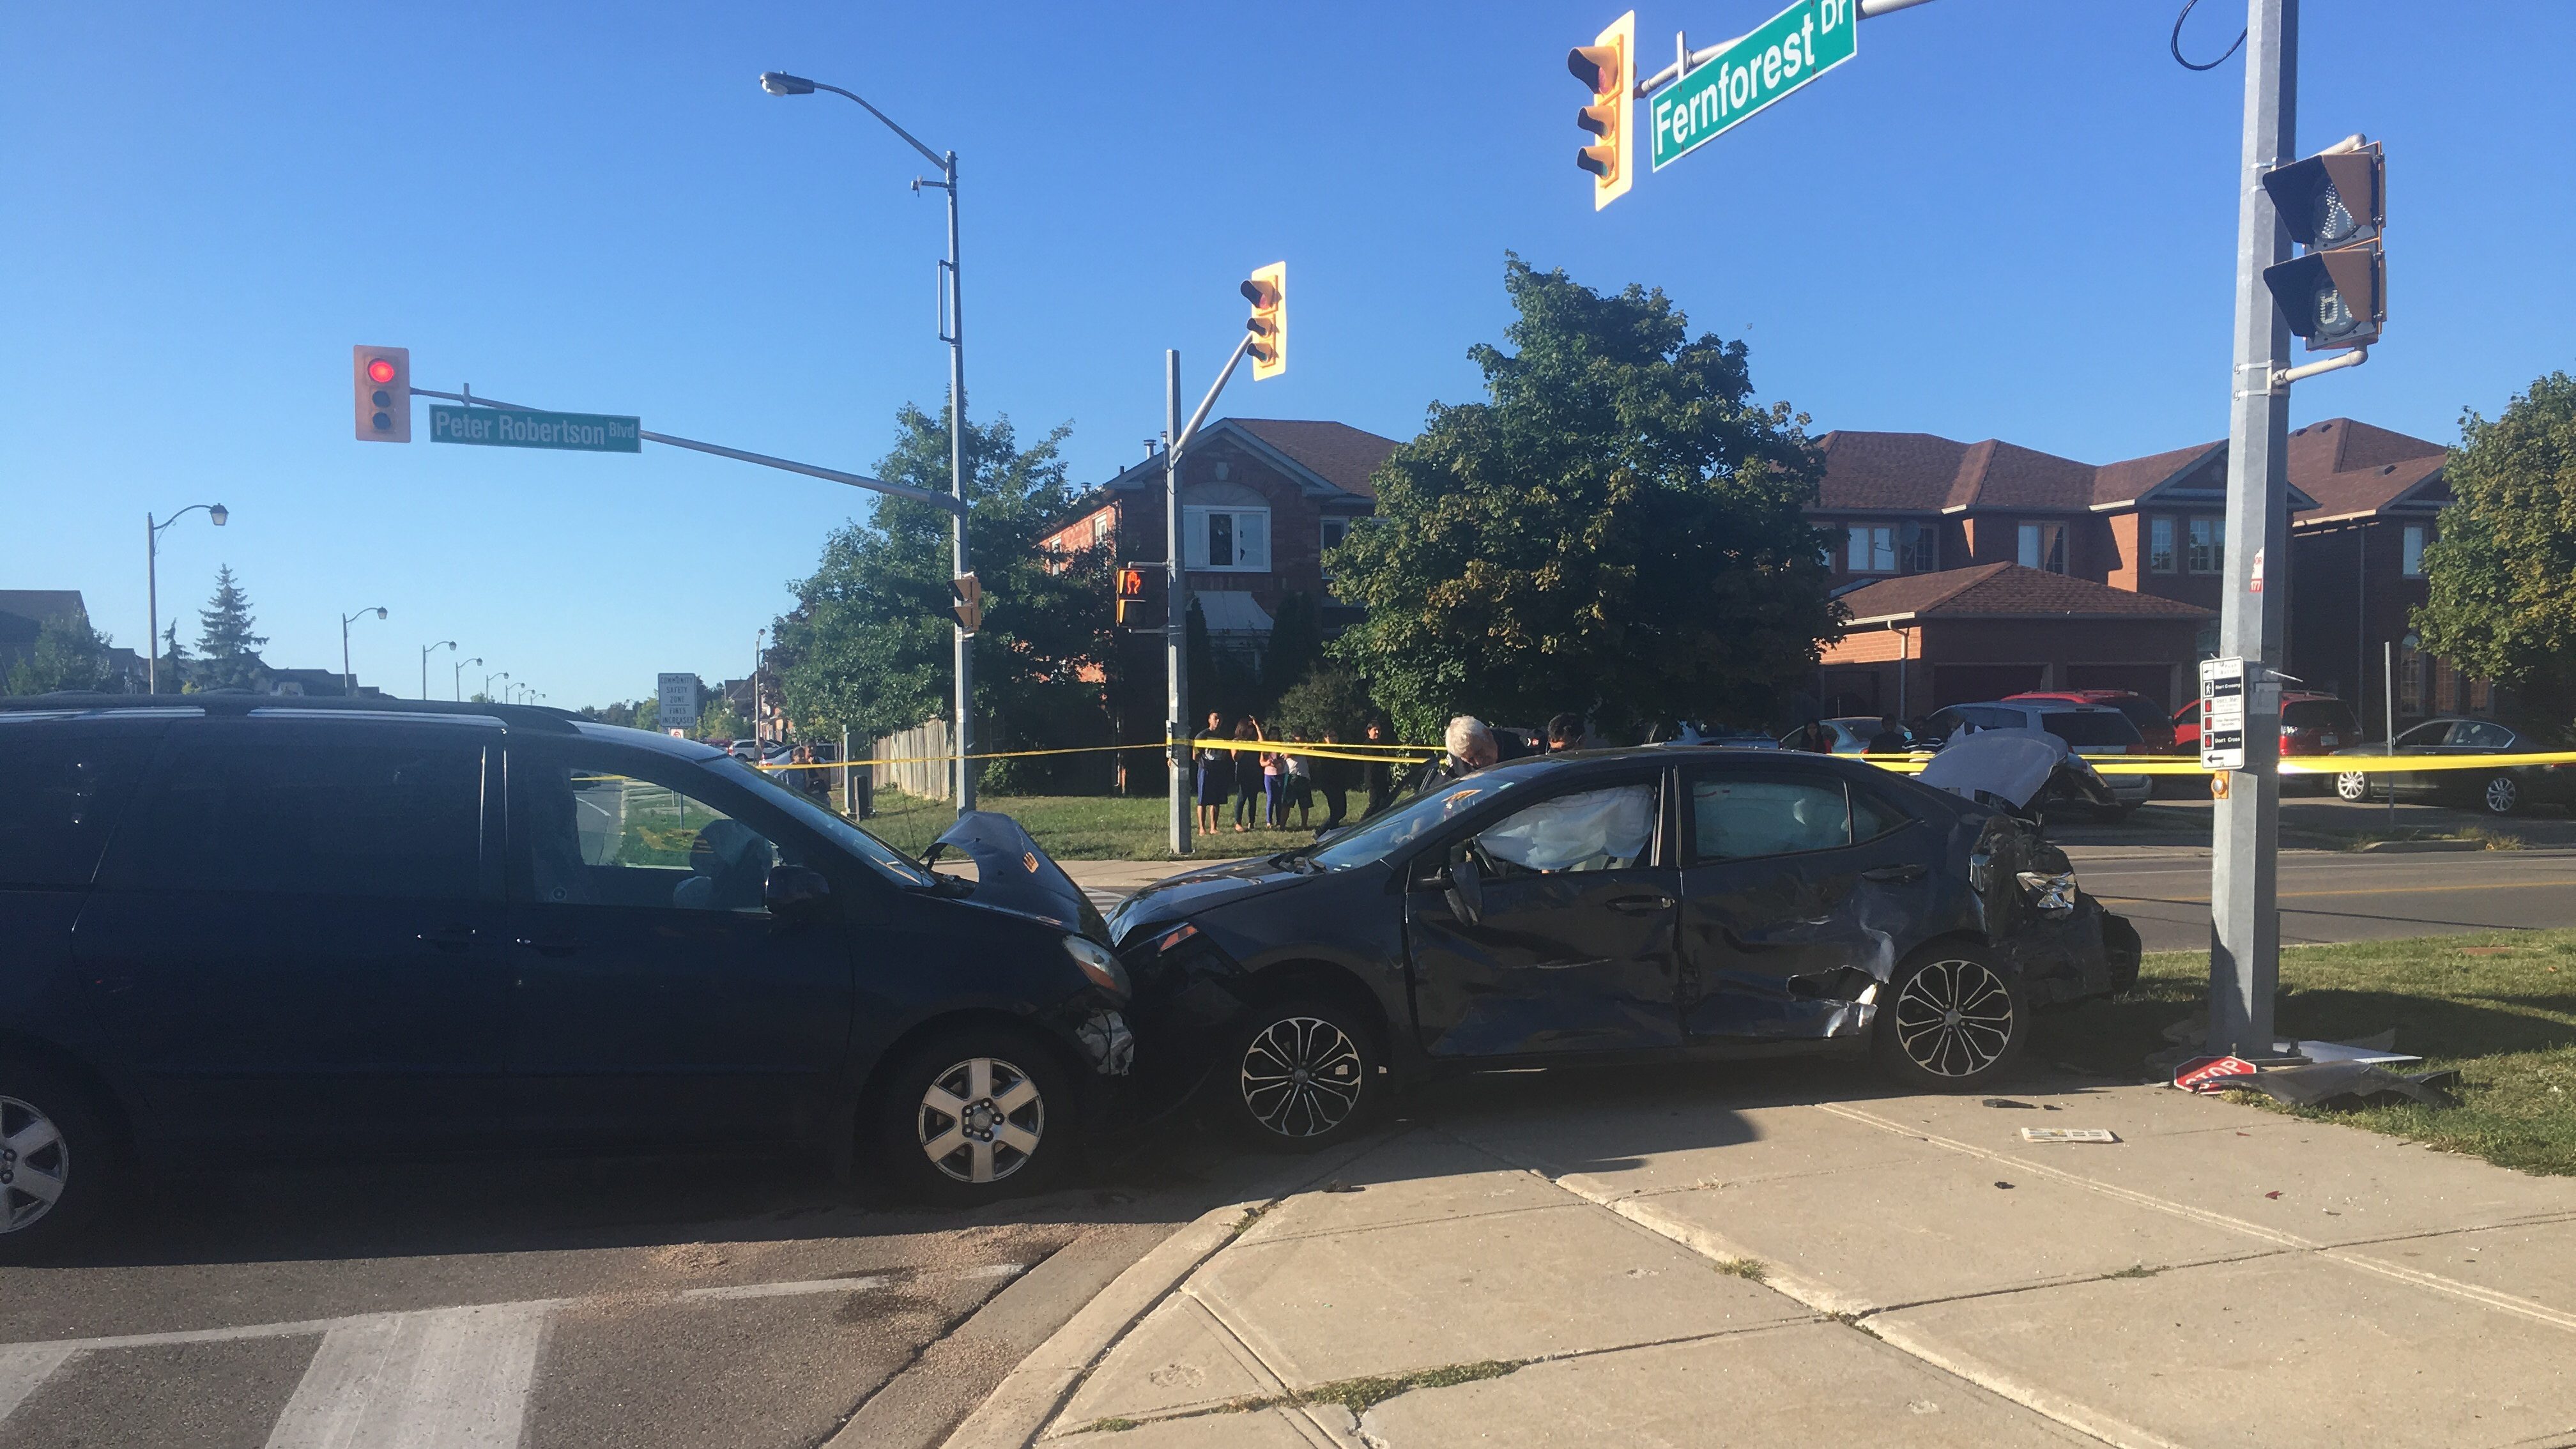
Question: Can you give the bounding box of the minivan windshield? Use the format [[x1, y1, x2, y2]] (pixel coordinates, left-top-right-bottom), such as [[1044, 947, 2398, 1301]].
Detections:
[[1308, 773, 1525, 870], [2039, 711, 2143, 748], [703, 755, 936, 887]]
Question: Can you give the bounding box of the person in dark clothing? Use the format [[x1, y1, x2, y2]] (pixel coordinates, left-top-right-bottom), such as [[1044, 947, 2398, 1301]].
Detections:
[[1544, 712, 1586, 753], [1316, 728, 1349, 828], [1864, 715, 1912, 755], [1361, 719, 1399, 819], [1788, 718, 1834, 754], [1232, 719, 1264, 832], [1193, 711, 1230, 835]]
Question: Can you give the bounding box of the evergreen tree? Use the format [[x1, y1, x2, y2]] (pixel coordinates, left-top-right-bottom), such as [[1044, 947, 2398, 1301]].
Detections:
[[195, 565, 268, 691], [157, 620, 188, 694], [1261, 592, 1322, 709]]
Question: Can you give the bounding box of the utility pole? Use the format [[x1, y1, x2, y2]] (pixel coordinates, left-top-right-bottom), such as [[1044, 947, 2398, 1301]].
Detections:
[[1165, 351, 1190, 855], [940, 150, 975, 813], [2207, 0, 2297, 1058]]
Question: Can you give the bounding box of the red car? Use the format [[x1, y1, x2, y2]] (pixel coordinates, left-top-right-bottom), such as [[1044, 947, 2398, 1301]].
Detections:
[[2005, 690, 2178, 755], [2173, 691, 2361, 793]]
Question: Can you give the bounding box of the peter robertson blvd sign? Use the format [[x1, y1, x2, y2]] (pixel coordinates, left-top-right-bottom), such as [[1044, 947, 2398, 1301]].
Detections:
[[1651, 0, 1857, 171], [429, 404, 641, 453]]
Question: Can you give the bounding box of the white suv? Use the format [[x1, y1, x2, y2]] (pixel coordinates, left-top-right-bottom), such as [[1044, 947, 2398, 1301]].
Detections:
[[1924, 702, 2154, 818]]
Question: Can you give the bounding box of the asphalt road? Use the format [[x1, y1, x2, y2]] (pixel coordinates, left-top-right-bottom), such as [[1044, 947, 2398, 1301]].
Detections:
[[2071, 845, 2576, 951], [0, 1141, 1254, 1449]]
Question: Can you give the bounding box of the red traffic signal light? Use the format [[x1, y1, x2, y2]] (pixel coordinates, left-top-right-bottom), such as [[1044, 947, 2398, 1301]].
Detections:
[[352, 346, 411, 443], [1114, 565, 1158, 627]]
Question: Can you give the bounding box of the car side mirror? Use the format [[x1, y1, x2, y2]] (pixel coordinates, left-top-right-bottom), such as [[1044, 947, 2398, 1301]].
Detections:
[[1442, 858, 1484, 923], [763, 863, 832, 916]]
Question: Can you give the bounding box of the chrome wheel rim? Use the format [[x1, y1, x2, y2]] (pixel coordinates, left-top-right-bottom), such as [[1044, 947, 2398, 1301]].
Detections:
[[1892, 960, 2015, 1078], [1240, 1017, 1364, 1138], [2336, 772, 2369, 802], [916, 1057, 1044, 1185], [0, 1096, 68, 1234], [2485, 776, 2518, 814]]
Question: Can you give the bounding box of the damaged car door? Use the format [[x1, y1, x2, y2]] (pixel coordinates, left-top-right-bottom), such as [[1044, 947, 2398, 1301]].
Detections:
[[1402, 772, 1683, 1057], [1676, 762, 1941, 1041]]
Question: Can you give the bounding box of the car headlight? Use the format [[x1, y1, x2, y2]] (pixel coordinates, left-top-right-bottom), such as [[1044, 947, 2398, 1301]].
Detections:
[[1062, 935, 1130, 996], [2016, 870, 2078, 917]]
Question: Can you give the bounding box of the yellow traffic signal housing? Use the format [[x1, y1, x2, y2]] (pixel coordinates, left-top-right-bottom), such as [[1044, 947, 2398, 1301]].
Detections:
[[1568, 11, 1636, 211], [353, 345, 411, 442], [1115, 565, 1150, 626], [1242, 262, 1286, 381], [950, 572, 984, 633]]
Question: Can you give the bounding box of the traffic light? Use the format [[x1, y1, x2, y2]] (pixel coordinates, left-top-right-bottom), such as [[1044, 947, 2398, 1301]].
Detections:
[[2261, 141, 2384, 351], [1115, 564, 1163, 627], [1568, 11, 1636, 211], [1242, 263, 1286, 381], [950, 572, 983, 633], [352, 346, 411, 442]]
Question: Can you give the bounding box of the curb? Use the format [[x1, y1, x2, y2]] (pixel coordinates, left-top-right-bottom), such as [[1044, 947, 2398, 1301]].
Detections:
[[940, 1135, 1388, 1449], [2349, 838, 2485, 854]]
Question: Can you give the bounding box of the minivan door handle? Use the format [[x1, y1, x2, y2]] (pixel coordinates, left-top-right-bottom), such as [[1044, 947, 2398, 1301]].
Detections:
[[513, 935, 579, 958], [1606, 894, 1675, 913], [1860, 864, 1926, 883], [415, 926, 479, 953]]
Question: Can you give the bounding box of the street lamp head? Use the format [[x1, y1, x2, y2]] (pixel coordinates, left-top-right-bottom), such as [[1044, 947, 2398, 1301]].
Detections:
[[208, 503, 229, 527], [759, 71, 815, 96], [373, 608, 388, 621]]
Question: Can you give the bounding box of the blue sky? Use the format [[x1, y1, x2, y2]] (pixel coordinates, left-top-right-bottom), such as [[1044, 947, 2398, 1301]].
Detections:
[[6, 2, 2571, 709]]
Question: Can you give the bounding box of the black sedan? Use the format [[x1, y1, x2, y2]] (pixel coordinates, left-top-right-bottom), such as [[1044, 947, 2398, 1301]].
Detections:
[[1108, 747, 2138, 1150], [2330, 717, 2575, 816]]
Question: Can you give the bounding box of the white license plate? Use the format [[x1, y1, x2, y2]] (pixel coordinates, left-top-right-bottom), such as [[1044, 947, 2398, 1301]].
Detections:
[[2319, 735, 2339, 747]]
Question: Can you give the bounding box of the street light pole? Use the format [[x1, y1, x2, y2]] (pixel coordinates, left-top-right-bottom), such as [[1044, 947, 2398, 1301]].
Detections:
[[2208, 0, 2297, 1059], [145, 502, 227, 694], [486, 671, 507, 702], [758, 70, 974, 812], [341, 606, 388, 698], [420, 640, 455, 700], [753, 627, 766, 746], [455, 656, 480, 702]]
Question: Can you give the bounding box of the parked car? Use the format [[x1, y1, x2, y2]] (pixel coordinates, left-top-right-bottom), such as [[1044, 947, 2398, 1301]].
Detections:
[[1105, 746, 2139, 1152], [0, 694, 1135, 1257], [2173, 693, 2359, 792], [2004, 689, 2177, 755], [1921, 702, 2153, 819], [2330, 717, 2575, 816], [1774, 717, 1922, 755], [1643, 721, 1783, 749]]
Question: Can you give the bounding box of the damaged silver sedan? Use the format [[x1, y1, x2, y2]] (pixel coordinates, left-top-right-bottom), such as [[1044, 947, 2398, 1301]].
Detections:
[[1107, 743, 2140, 1150]]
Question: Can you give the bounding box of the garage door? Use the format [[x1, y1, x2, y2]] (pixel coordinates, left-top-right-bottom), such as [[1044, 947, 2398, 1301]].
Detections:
[[2066, 664, 2178, 711], [1933, 664, 2044, 707]]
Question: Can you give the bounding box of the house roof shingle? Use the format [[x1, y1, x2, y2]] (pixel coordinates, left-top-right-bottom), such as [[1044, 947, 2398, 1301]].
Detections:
[[2286, 418, 2448, 522], [1837, 563, 2213, 624], [1223, 418, 1398, 500]]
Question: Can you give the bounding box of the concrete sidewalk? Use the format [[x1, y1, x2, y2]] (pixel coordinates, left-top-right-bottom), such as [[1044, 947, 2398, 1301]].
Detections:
[[960, 1070, 2576, 1448]]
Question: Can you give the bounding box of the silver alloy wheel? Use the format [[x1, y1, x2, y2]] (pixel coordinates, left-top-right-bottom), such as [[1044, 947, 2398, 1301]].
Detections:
[[2336, 771, 2370, 802], [2484, 775, 2519, 815], [916, 1057, 1044, 1185], [1240, 1016, 1364, 1138], [1891, 959, 2016, 1078], [0, 1096, 68, 1234]]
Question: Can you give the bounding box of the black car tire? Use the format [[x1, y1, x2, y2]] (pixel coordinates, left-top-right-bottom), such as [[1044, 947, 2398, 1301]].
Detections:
[[869, 1025, 1077, 1208], [1220, 996, 1384, 1153], [1873, 946, 2028, 1092], [2479, 774, 2521, 817], [0, 1063, 115, 1264], [2092, 802, 2140, 824], [2335, 770, 2372, 803]]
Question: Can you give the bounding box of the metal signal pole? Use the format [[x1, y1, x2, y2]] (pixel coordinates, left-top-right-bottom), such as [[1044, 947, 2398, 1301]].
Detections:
[[1165, 350, 1190, 856], [2208, 0, 2297, 1057]]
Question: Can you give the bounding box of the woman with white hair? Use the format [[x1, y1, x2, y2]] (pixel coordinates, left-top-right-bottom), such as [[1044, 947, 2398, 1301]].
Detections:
[[1413, 715, 1496, 795]]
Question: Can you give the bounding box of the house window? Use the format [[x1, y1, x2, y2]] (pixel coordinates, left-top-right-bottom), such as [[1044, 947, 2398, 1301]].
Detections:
[[2017, 522, 2067, 574], [1320, 517, 1349, 553], [2149, 517, 2177, 574], [1847, 524, 1896, 574], [2433, 656, 2459, 714], [2398, 643, 2423, 715], [2187, 516, 2225, 574], [1898, 521, 1938, 573], [1092, 514, 1113, 546], [1183, 506, 1269, 572], [2401, 524, 2426, 578], [2468, 675, 2492, 713]]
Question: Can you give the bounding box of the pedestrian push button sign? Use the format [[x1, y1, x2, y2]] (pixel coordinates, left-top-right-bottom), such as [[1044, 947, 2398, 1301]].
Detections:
[[2200, 656, 2248, 772]]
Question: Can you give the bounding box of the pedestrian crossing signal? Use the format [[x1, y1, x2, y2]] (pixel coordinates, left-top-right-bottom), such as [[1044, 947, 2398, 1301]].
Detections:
[[1115, 565, 1154, 627]]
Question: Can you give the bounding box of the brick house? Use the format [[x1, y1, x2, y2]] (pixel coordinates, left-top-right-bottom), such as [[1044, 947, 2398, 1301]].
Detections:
[[2276, 419, 2462, 720], [1819, 564, 2211, 718]]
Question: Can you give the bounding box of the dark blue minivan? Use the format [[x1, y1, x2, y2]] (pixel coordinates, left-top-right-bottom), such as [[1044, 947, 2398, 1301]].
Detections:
[[0, 695, 1133, 1257]]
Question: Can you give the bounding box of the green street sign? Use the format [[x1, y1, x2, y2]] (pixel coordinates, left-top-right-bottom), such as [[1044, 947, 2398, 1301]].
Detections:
[[428, 404, 640, 454], [1650, 0, 1857, 171]]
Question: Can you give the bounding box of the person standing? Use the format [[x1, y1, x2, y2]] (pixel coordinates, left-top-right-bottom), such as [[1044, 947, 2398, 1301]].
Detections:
[[1282, 732, 1314, 829], [1316, 728, 1349, 829], [1864, 714, 1912, 755], [1194, 710, 1230, 836], [1232, 719, 1264, 832], [1544, 713, 1586, 753], [1361, 719, 1399, 819], [1261, 732, 1287, 828]]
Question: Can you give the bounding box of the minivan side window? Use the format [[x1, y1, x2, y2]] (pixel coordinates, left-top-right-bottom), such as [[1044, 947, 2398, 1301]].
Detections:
[[515, 745, 793, 912], [122, 738, 484, 900], [0, 737, 157, 888]]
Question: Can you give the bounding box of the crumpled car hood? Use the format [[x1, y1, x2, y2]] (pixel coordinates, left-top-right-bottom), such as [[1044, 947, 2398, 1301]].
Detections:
[[1105, 856, 1314, 945], [1919, 728, 2113, 811], [930, 811, 1110, 944]]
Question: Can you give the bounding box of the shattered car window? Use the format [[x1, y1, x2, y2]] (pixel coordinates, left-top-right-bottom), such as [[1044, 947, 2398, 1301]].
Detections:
[[1692, 778, 1851, 860], [1310, 774, 1520, 870], [1471, 785, 1655, 874]]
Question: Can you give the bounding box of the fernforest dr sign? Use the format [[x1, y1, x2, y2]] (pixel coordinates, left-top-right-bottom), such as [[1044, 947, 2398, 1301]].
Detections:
[[429, 404, 641, 454], [1652, 0, 1857, 171]]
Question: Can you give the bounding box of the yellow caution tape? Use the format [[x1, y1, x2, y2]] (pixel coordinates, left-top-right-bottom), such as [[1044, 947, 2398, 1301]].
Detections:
[[750, 737, 1442, 772], [1848, 751, 2576, 778]]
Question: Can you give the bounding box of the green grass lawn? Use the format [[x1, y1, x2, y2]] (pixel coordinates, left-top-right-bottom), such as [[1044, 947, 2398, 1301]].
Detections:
[[854, 787, 1326, 861], [2034, 930, 2576, 1176]]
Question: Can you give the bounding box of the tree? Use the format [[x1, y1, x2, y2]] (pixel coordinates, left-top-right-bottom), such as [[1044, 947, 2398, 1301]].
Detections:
[[1261, 592, 1322, 708], [155, 621, 188, 694], [195, 565, 268, 691], [1326, 257, 1839, 740], [695, 696, 748, 742], [6, 613, 123, 695], [772, 404, 1117, 790], [1269, 661, 1376, 742], [2416, 372, 2576, 735]]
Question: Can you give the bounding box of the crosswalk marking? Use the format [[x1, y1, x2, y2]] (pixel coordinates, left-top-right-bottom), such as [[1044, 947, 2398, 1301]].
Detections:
[[0, 1344, 79, 1423], [265, 1302, 551, 1449]]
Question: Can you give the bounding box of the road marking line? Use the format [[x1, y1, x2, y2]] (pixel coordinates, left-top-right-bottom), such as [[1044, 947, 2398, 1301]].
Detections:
[[264, 1301, 551, 1449], [0, 1344, 78, 1423], [678, 1275, 889, 1301], [2099, 878, 2576, 905]]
